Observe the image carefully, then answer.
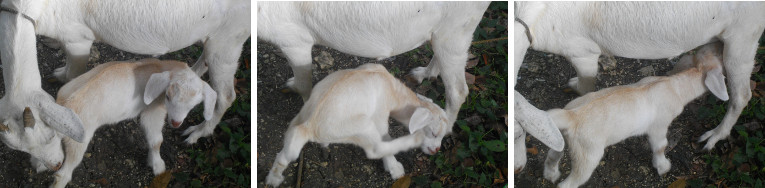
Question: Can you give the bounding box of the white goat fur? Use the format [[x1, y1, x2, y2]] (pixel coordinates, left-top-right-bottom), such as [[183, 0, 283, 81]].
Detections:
[[543, 43, 727, 188], [257, 2, 489, 127], [513, 2, 765, 172], [265, 64, 450, 186], [0, 0, 249, 166], [43, 58, 217, 188]]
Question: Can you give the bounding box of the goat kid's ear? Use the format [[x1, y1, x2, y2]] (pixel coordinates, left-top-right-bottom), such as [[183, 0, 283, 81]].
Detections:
[[408, 107, 431, 134], [144, 71, 172, 105], [705, 67, 729, 101], [202, 83, 217, 120], [416, 94, 433, 103]]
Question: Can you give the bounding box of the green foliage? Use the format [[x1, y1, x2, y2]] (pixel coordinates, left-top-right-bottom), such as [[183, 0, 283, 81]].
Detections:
[[414, 2, 508, 187], [692, 126, 765, 188]]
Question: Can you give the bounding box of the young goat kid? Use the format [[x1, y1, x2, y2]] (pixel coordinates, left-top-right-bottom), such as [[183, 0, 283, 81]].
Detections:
[[45, 58, 216, 188], [543, 43, 728, 188], [266, 64, 450, 186]]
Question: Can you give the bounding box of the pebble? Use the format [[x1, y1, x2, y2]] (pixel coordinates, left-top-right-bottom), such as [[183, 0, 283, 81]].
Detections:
[[638, 66, 655, 77], [314, 51, 335, 69]]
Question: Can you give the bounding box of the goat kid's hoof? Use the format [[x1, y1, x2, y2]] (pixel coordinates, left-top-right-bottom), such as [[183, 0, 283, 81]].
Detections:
[[265, 174, 284, 187], [53, 67, 72, 83], [543, 168, 561, 182], [407, 67, 428, 84], [654, 160, 671, 175], [385, 162, 405, 179]]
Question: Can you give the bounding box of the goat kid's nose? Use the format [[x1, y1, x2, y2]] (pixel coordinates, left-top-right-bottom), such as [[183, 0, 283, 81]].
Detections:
[[52, 162, 62, 171], [171, 121, 182, 128]]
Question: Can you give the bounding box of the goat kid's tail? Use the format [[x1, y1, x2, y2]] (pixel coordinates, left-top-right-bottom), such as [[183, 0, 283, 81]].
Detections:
[[546, 109, 573, 130]]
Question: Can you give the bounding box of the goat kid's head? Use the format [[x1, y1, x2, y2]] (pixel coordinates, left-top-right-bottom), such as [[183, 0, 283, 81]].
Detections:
[[408, 94, 450, 155], [0, 94, 86, 172], [144, 70, 217, 128], [673, 42, 728, 101]]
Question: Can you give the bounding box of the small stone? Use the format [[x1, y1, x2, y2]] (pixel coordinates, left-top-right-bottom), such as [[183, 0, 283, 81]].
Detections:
[[638, 66, 655, 77], [314, 51, 335, 69], [320, 162, 328, 167], [125, 159, 134, 167]]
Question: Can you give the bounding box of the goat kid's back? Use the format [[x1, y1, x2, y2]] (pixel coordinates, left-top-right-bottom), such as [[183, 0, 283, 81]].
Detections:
[[543, 43, 727, 188], [56, 59, 188, 125]]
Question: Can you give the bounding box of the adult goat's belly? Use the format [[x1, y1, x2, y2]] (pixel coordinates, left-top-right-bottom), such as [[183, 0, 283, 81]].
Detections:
[[583, 2, 729, 59], [81, 0, 229, 55]]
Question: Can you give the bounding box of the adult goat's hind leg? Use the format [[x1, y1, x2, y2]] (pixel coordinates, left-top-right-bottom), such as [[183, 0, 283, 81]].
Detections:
[[563, 39, 602, 95], [699, 30, 762, 150], [183, 31, 249, 144], [54, 40, 93, 82]]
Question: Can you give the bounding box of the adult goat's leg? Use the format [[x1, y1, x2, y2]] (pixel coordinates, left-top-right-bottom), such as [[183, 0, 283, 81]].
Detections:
[[183, 34, 248, 144], [54, 41, 93, 82], [699, 33, 761, 150]]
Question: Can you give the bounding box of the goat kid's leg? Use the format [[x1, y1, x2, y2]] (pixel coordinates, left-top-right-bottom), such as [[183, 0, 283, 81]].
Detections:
[[266, 125, 310, 186], [361, 132, 424, 159], [54, 40, 93, 82], [558, 140, 603, 188], [543, 149, 564, 182], [382, 155, 405, 179], [648, 127, 671, 175], [699, 36, 759, 150], [408, 57, 441, 84], [140, 105, 168, 175], [183, 33, 248, 144], [52, 134, 93, 188]]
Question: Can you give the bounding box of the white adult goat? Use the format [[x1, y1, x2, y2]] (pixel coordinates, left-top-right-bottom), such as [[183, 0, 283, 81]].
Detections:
[[544, 43, 726, 188], [0, 0, 249, 170], [43, 58, 216, 188], [257, 2, 490, 127], [513, 2, 765, 172], [265, 64, 450, 186]]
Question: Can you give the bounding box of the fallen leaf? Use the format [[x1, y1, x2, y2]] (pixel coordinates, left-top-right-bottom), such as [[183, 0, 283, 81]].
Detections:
[[482, 54, 489, 65], [466, 58, 479, 69], [527, 146, 538, 155], [493, 178, 505, 185], [503, 114, 508, 127], [738, 163, 751, 172], [465, 72, 476, 85], [150, 170, 173, 188], [391, 175, 411, 188], [668, 179, 686, 188], [91, 178, 108, 186]]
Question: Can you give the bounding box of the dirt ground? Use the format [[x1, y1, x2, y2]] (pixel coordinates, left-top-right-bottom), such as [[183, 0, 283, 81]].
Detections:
[[0, 37, 248, 187], [513, 49, 722, 187], [256, 41, 447, 187]]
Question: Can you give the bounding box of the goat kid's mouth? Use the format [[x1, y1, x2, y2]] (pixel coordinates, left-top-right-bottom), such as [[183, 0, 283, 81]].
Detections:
[[49, 162, 62, 171], [169, 120, 183, 128]]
